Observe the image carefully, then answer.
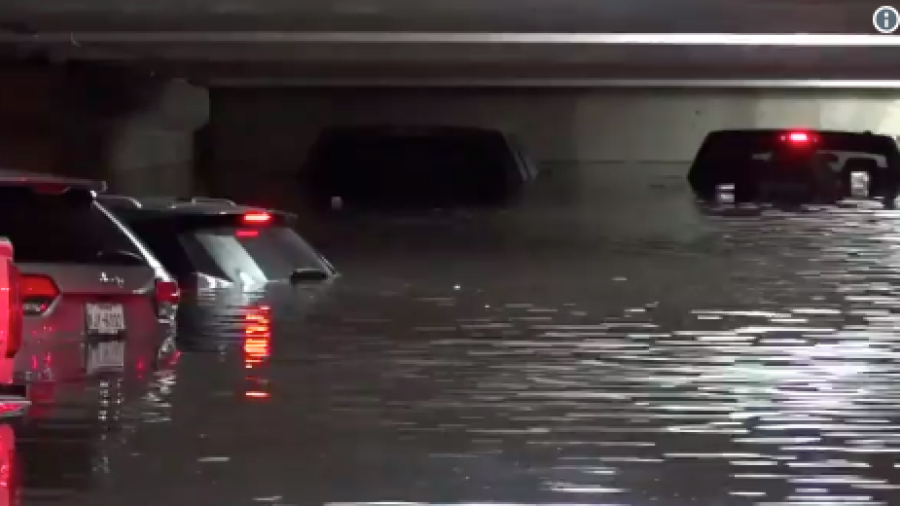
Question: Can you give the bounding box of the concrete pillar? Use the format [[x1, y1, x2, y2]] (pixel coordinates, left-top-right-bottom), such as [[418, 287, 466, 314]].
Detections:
[[0, 62, 209, 196]]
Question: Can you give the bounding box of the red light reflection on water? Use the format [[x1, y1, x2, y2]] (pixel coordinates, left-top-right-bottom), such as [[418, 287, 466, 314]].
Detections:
[[243, 305, 272, 400], [243, 305, 271, 369]]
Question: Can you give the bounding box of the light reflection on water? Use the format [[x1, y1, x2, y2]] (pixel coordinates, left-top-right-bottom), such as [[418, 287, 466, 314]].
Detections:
[[16, 188, 900, 506]]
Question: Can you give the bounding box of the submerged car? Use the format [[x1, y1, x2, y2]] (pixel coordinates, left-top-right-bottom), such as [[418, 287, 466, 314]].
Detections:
[[0, 174, 178, 415], [688, 129, 900, 207], [303, 125, 539, 209], [96, 195, 336, 351]]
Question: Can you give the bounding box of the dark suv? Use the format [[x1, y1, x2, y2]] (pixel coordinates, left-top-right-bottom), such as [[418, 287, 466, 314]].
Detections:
[[303, 125, 539, 209], [688, 129, 900, 207], [96, 195, 336, 351]]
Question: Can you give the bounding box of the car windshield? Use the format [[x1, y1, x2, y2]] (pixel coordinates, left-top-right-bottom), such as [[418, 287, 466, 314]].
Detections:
[[0, 188, 144, 265], [180, 225, 329, 284]]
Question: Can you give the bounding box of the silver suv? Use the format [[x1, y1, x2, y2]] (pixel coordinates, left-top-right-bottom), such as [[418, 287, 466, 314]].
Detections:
[[0, 174, 178, 384]]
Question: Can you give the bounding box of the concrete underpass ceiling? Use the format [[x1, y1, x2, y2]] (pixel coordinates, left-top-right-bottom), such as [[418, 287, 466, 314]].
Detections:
[[0, 0, 892, 86]]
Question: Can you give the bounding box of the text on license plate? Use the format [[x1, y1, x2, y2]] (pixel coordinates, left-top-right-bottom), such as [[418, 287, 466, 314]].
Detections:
[[86, 341, 125, 372], [85, 303, 126, 335]]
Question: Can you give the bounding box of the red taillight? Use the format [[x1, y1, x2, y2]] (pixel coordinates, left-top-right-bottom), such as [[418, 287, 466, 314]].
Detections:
[[155, 280, 180, 304], [154, 280, 180, 320], [782, 131, 816, 145], [242, 212, 271, 224], [5, 265, 21, 359], [20, 275, 59, 317]]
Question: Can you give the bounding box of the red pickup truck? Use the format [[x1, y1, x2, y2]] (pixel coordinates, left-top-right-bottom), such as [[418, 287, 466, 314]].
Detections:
[[0, 238, 30, 418]]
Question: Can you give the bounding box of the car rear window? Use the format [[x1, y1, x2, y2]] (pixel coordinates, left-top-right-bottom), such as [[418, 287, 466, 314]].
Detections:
[[179, 225, 329, 285], [313, 131, 512, 174], [307, 128, 521, 206], [0, 188, 144, 265]]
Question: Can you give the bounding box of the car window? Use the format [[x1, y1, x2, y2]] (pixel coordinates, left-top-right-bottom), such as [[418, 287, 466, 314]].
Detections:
[[314, 133, 507, 174], [0, 188, 144, 265], [122, 220, 202, 278], [179, 226, 329, 284], [309, 129, 519, 205]]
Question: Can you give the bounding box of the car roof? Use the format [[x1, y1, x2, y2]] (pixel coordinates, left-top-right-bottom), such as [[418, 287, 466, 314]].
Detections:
[[317, 125, 504, 138], [0, 171, 107, 193], [702, 129, 900, 152], [97, 194, 295, 220], [707, 128, 895, 140]]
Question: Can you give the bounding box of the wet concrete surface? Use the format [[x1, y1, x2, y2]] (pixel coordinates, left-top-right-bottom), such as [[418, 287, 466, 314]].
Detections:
[[14, 169, 900, 505]]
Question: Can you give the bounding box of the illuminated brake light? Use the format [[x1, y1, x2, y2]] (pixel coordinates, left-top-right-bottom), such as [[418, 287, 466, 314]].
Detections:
[[235, 229, 259, 238], [783, 131, 815, 144], [242, 212, 272, 224], [21, 275, 59, 316], [154, 280, 180, 319]]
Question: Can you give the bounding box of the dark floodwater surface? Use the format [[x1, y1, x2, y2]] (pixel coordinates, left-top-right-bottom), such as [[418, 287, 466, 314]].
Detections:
[[14, 174, 900, 506]]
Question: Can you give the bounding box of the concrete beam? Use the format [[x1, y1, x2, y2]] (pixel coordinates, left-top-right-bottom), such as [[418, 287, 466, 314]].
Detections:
[[0, 32, 894, 46], [210, 78, 900, 89]]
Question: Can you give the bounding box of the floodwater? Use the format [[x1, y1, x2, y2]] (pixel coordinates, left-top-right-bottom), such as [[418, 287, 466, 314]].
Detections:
[[14, 168, 900, 505]]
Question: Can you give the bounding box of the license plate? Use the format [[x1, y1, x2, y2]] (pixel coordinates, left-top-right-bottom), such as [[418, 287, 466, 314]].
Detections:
[[86, 341, 125, 373], [84, 303, 126, 373], [85, 303, 126, 335], [850, 172, 870, 198]]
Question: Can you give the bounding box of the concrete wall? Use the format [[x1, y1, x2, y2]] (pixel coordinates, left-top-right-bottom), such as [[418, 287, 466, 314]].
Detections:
[[0, 63, 208, 196], [206, 87, 900, 208]]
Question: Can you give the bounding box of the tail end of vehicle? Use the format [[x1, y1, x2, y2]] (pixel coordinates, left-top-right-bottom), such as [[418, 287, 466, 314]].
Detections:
[[0, 239, 30, 418]]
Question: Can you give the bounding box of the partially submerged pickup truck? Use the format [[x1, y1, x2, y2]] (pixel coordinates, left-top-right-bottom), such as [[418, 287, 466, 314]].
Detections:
[[0, 238, 31, 418], [688, 129, 900, 207]]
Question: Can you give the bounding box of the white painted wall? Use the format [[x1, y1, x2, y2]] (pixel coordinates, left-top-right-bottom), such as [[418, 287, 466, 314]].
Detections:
[[207, 88, 900, 208]]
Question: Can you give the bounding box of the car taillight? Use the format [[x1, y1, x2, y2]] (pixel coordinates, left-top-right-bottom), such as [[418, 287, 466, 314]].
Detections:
[[5, 265, 21, 359], [781, 131, 817, 145], [20, 275, 59, 317], [154, 280, 180, 319], [242, 212, 271, 224]]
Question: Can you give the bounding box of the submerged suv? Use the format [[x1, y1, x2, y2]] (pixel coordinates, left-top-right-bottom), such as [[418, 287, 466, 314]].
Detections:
[[96, 195, 336, 351], [688, 129, 900, 207], [0, 174, 178, 389], [303, 125, 539, 209]]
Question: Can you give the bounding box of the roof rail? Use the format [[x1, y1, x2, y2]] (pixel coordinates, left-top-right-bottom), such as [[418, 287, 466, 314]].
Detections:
[[96, 194, 142, 209], [0, 172, 107, 193], [187, 197, 236, 206]]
